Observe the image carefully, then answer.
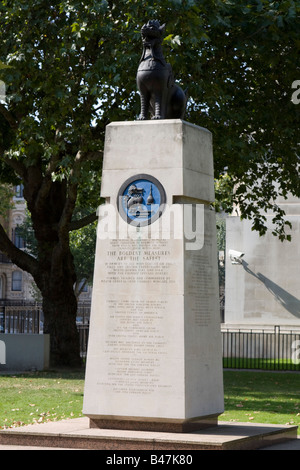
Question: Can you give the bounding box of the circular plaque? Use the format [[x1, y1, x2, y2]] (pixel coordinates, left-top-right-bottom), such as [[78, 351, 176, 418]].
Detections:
[[117, 174, 166, 226]]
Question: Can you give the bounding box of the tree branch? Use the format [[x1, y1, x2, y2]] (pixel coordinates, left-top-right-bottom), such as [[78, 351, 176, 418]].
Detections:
[[84, 150, 103, 161], [51, 149, 100, 269], [69, 211, 97, 231], [2, 154, 27, 180], [53, 151, 84, 253], [0, 103, 18, 129], [0, 224, 39, 276], [34, 144, 63, 213]]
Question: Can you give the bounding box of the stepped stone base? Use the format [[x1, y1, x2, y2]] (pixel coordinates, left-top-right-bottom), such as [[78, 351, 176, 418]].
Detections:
[[0, 417, 297, 450]]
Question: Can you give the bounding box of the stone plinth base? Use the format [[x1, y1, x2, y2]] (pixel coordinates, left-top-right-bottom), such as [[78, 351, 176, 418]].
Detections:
[[0, 418, 298, 450], [89, 416, 218, 433]]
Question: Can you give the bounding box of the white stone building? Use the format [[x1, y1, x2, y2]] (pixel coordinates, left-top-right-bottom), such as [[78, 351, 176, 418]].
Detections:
[[225, 193, 300, 328]]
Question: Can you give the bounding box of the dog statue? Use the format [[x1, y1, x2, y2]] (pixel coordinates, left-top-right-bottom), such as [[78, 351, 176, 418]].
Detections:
[[136, 20, 187, 120]]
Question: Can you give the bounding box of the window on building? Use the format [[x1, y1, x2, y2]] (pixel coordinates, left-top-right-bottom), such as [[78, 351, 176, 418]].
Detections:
[[78, 279, 88, 293], [12, 271, 22, 291], [0, 275, 6, 299], [12, 227, 26, 249], [15, 184, 24, 198]]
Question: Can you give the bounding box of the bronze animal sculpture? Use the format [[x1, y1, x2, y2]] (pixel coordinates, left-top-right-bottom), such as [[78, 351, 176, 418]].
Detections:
[[136, 20, 187, 120]]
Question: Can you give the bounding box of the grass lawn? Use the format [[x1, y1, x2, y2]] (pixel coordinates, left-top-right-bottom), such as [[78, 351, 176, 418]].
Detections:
[[0, 369, 85, 428], [221, 370, 300, 432], [0, 369, 300, 432]]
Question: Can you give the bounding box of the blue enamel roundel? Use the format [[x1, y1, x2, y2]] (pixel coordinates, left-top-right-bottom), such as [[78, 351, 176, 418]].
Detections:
[[117, 174, 166, 226]]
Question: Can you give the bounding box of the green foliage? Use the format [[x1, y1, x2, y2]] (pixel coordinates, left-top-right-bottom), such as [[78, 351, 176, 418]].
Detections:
[[0, 0, 299, 243], [0, 184, 14, 218], [69, 217, 97, 288], [215, 174, 234, 214], [216, 215, 226, 251]]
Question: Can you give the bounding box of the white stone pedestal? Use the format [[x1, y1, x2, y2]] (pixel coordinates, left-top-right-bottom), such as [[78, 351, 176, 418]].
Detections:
[[83, 120, 224, 432]]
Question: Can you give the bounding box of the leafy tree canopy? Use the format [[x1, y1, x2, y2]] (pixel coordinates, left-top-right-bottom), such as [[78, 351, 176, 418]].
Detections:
[[0, 0, 299, 240], [0, 0, 299, 364]]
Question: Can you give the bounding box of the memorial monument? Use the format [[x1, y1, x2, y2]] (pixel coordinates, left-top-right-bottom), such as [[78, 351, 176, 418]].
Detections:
[[83, 21, 224, 433]]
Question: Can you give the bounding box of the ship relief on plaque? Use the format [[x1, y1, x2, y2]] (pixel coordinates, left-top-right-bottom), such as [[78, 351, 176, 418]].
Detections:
[[117, 174, 166, 226]]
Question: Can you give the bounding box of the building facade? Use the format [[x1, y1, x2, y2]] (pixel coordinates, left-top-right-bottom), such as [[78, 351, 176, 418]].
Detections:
[[225, 193, 300, 328], [0, 185, 92, 304], [0, 185, 33, 302]]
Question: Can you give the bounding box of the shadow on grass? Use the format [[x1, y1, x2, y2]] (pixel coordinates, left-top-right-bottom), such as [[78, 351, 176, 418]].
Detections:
[[222, 370, 300, 425], [0, 367, 85, 381]]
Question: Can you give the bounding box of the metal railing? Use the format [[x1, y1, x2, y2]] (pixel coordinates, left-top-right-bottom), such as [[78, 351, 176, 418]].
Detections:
[[78, 324, 89, 358], [0, 303, 42, 334], [0, 302, 91, 335], [222, 326, 300, 371], [2, 303, 300, 371], [77, 324, 300, 370]]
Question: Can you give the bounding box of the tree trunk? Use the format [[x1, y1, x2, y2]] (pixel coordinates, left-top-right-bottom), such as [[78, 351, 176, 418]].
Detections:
[[35, 245, 82, 368], [42, 289, 81, 368], [0, 164, 87, 367], [28, 180, 82, 368]]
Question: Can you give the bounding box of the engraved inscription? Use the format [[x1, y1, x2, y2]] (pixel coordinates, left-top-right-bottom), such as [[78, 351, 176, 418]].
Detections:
[[97, 298, 172, 395], [100, 239, 175, 285], [186, 235, 214, 327], [96, 238, 180, 396]]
